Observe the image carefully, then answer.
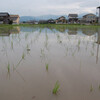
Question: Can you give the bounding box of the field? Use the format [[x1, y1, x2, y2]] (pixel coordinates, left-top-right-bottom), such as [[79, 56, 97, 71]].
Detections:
[[0, 25, 100, 100]]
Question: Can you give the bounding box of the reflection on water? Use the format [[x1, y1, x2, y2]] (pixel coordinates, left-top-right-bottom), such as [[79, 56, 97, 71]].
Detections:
[[0, 26, 100, 100], [96, 29, 100, 64], [0, 27, 20, 36], [68, 28, 78, 35]]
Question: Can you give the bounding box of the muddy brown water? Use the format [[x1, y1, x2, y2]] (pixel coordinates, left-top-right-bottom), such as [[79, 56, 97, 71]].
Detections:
[[0, 26, 100, 100]]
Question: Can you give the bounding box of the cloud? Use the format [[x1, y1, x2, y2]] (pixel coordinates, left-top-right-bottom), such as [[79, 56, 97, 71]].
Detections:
[[0, 0, 98, 16]]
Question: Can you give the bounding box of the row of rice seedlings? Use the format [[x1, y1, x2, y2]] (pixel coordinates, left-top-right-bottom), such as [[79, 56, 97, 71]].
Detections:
[[18, 34, 21, 42], [90, 84, 100, 92], [44, 33, 49, 49], [46, 33, 48, 41], [14, 40, 33, 70], [73, 37, 81, 52]]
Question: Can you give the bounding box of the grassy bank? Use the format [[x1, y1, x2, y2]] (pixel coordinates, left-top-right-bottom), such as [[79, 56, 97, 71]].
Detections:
[[0, 24, 100, 28]]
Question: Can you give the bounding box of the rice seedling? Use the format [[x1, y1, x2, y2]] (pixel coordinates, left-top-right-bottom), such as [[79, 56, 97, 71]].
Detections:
[[56, 34, 62, 44], [7, 62, 11, 79], [46, 64, 49, 71], [7, 63, 10, 73], [26, 44, 30, 51], [59, 40, 62, 43], [90, 85, 93, 92], [46, 33, 48, 41], [91, 51, 94, 56], [92, 42, 95, 50], [44, 33, 49, 49], [57, 34, 60, 40], [14, 59, 23, 70], [22, 53, 25, 59], [78, 40, 81, 46], [52, 81, 60, 94], [99, 85, 100, 90], [67, 35, 70, 41], [25, 33, 28, 40], [72, 52, 75, 57], [39, 28, 41, 33], [11, 41, 13, 49], [40, 48, 45, 57]]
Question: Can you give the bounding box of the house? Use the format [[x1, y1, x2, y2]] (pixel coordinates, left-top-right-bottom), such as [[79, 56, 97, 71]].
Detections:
[[82, 13, 97, 23], [0, 12, 10, 24], [10, 15, 20, 24], [68, 14, 78, 23], [47, 19, 55, 24], [56, 16, 66, 24]]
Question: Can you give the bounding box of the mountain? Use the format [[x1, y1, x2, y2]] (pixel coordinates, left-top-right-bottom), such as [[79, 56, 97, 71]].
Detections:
[[20, 14, 85, 22], [20, 15, 68, 22], [20, 16, 35, 22]]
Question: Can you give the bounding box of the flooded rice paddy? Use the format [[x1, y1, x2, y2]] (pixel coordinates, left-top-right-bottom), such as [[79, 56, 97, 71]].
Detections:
[[0, 26, 100, 100]]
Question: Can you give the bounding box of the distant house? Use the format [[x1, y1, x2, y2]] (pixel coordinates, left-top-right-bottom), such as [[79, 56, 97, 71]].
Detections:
[[25, 20, 38, 24], [68, 14, 78, 23], [10, 15, 20, 24], [56, 16, 66, 24], [38, 20, 47, 24], [34, 21, 38, 24], [83, 13, 97, 23], [0, 12, 10, 24], [47, 19, 55, 24]]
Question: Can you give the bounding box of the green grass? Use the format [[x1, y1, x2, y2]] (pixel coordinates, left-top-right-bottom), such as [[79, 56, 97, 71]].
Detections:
[[52, 81, 60, 94]]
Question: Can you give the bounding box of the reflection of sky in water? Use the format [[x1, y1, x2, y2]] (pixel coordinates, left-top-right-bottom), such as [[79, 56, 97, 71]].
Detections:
[[0, 26, 100, 100]]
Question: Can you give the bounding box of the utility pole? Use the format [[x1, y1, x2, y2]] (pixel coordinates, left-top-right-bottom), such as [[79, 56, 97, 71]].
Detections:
[[97, 6, 100, 24]]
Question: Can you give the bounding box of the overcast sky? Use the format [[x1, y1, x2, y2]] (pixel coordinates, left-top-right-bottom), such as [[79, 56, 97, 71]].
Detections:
[[0, 0, 99, 16]]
